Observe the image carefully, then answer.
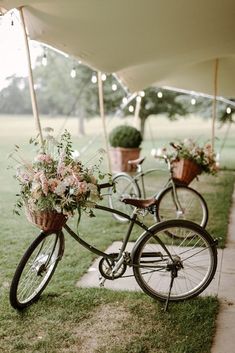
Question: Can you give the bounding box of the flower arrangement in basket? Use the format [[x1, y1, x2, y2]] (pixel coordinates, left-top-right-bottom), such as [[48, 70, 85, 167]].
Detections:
[[168, 139, 218, 185], [11, 129, 107, 233]]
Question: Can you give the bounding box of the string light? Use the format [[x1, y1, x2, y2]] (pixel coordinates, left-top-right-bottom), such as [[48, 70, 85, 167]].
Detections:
[[42, 53, 47, 66], [70, 67, 76, 78], [91, 73, 97, 83], [10, 11, 14, 26], [112, 83, 117, 91], [157, 91, 163, 98], [191, 98, 196, 105], [122, 97, 128, 104], [226, 107, 232, 114], [136, 95, 142, 103], [128, 105, 134, 113], [101, 73, 107, 81], [140, 91, 145, 97]]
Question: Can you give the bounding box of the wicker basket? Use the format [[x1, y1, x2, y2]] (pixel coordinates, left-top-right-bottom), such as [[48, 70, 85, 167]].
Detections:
[[171, 159, 201, 185], [25, 208, 67, 233]]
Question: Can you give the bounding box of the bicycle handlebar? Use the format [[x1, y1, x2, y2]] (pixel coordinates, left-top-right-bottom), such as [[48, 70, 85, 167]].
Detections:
[[151, 151, 171, 170], [169, 142, 182, 150]]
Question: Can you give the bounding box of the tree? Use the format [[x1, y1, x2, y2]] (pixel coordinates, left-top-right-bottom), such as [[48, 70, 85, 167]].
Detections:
[[176, 94, 235, 125], [0, 76, 31, 114], [123, 88, 189, 136]]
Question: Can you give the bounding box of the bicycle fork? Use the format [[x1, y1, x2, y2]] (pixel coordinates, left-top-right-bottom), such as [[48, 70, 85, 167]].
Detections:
[[172, 183, 185, 218]]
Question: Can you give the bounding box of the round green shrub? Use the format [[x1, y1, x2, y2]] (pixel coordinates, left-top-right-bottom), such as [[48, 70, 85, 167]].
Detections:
[[109, 125, 142, 148]]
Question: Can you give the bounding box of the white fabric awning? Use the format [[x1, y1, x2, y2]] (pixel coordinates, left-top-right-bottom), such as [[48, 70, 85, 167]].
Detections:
[[1, 0, 235, 96]]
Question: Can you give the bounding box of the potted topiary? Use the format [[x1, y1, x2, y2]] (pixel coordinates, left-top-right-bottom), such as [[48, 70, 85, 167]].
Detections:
[[109, 125, 142, 172]]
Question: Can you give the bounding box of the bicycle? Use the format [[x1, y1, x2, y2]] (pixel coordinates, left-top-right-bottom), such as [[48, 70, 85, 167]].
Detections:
[[9, 183, 217, 311], [108, 145, 208, 226]]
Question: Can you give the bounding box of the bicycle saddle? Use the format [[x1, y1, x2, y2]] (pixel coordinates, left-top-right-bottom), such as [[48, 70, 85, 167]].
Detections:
[[128, 157, 145, 166], [121, 197, 158, 209]]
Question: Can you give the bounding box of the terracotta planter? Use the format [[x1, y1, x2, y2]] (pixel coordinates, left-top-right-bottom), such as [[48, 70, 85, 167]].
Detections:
[[109, 147, 141, 173], [171, 159, 201, 185]]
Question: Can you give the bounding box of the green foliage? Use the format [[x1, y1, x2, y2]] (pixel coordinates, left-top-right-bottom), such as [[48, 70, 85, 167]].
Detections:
[[137, 88, 188, 121], [1, 47, 234, 139], [109, 125, 142, 148], [0, 76, 31, 114], [168, 139, 218, 174], [176, 95, 235, 125], [11, 130, 105, 216]]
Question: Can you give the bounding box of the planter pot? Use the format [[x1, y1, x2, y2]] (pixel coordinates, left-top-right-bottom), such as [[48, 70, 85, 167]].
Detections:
[[109, 147, 141, 173], [171, 159, 201, 185]]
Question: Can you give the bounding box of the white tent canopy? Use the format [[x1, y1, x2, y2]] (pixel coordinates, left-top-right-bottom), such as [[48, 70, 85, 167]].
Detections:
[[1, 0, 235, 96]]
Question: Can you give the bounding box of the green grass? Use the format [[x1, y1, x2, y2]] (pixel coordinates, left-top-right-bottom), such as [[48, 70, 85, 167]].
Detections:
[[0, 115, 234, 353], [0, 289, 219, 353]]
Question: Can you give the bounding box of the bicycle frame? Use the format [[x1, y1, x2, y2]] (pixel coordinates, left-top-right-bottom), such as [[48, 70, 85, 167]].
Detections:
[[124, 162, 184, 213], [63, 204, 174, 263]]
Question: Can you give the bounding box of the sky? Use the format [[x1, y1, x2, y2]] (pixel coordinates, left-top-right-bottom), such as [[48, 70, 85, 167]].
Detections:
[[0, 10, 41, 90]]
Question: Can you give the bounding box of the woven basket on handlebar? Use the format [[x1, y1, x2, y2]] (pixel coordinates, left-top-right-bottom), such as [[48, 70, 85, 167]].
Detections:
[[171, 159, 201, 185], [25, 207, 67, 234]]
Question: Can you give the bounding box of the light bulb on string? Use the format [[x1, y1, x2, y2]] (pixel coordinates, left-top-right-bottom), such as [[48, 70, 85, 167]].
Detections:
[[140, 91, 145, 97], [101, 73, 107, 81], [157, 91, 163, 98], [10, 11, 14, 26], [112, 83, 117, 91], [70, 67, 76, 78], [122, 97, 128, 104], [128, 105, 134, 113], [136, 95, 142, 103], [191, 98, 196, 105], [91, 73, 97, 83], [42, 53, 47, 66], [226, 107, 232, 114]]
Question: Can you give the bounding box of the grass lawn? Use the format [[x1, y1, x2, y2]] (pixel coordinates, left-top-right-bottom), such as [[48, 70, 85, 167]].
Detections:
[[0, 115, 234, 352]]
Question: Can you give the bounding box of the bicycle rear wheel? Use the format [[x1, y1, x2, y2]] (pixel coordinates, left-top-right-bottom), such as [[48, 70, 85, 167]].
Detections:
[[133, 219, 217, 302], [108, 173, 141, 222], [156, 185, 208, 227], [10, 231, 64, 310]]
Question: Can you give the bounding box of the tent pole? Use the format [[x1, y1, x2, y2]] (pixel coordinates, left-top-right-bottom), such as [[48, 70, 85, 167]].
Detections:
[[134, 95, 141, 130], [19, 7, 44, 146], [212, 58, 219, 153], [97, 71, 112, 173]]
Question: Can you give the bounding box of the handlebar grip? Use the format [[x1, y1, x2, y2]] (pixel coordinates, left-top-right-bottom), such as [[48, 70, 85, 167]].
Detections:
[[97, 182, 114, 190], [170, 142, 182, 150]]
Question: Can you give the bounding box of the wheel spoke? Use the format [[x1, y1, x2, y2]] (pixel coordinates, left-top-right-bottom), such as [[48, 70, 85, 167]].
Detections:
[[133, 220, 216, 301], [10, 232, 63, 309]]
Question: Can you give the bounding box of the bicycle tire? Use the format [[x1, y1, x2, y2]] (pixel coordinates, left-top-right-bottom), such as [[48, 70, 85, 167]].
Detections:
[[108, 173, 141, 222], [10, 231, 64, 310], [156, 185, 208, 227], [132, 219, 217, 302]]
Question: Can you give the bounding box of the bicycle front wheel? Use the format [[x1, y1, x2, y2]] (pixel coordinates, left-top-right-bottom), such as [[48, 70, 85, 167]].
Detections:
[[133, 219, 217, 302], [108, 173, 141, 222], [156, 185, 208, 227], [10, 231, 64, 310]]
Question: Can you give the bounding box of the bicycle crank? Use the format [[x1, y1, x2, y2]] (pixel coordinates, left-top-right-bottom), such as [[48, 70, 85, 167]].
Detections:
[[98, 254, 127, 280]]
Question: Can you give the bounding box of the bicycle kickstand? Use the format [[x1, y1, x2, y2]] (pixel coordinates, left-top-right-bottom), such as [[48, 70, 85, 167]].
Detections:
[[164, 270, 177, 312], [99, 276, 106, 287]]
